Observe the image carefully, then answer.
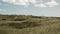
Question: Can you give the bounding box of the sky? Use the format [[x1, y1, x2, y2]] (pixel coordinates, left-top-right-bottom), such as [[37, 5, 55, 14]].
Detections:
[[0, 0, 60, 17]]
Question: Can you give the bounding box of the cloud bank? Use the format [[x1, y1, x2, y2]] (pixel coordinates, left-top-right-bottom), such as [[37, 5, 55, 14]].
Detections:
[[45, 0, 59, 7], [35, 3, 47, 8], [2, 0, 59, 8]]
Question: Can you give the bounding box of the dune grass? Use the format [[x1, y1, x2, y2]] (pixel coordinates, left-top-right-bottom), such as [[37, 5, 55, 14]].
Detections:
[[0, 15, 60, 34]]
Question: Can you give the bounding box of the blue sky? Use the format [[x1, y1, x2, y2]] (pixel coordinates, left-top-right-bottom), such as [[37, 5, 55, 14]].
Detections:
[[0, 0, 60, 17]]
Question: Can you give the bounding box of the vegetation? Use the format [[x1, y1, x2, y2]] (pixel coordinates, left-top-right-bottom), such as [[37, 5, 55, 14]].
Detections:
[[0, 14, 60, 34]]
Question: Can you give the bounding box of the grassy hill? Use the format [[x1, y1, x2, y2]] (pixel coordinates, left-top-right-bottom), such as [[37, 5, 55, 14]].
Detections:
[[0, 14, 60, 34]]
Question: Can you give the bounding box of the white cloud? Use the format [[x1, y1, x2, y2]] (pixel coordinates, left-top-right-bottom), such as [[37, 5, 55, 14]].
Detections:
[[2, 0, 16, 3], [2, 0, 37, 5], [34, 3, 47, 8], [45, 0, 59, 7], [34, 0, 59, 8], [29, 0, 37, 4], [14, 0, 29, 5], [2, 0, 29, 5], [2, 0, 59, 7]]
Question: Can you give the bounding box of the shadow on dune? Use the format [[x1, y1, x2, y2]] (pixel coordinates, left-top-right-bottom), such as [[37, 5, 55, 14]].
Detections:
[[0, 21, 40, 29]]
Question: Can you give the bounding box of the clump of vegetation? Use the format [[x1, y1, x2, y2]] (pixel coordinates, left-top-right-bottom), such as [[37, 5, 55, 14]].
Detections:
[[2, 19, 6, 20]]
